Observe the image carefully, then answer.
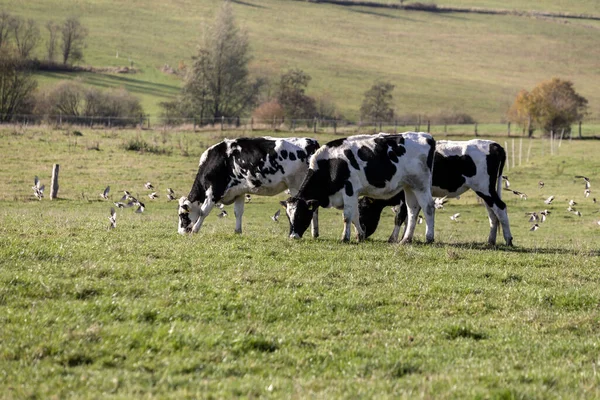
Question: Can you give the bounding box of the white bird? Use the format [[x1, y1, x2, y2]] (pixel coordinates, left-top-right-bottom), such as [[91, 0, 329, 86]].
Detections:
[[540, 210, 551, 222], [530, 224, 540, 231], [271, 209, 281, 222], [573, 210, 582, 217], [166, 188, 175, 201], [434, 196, 448, 210], [108, 207, 117, 229], [100, 186, 110, 200], [114, 201, 134, 209], [120, 190, 132, 202], [450, 213, 460, 221], [32, 176, 45, 200], [597, 220, 600, 226], [417, 215, 423, 224], [568, 199, 577, 207], [544, 195, 555, 205], [575, 175, 591, 189], [584, 189, 591, 198], [217, 210, 228, 218], [144, 182, 154, 190], [217, 203, 225, 210], [245, 194, 252, 203], [148, 192, 158, 200], [501, 175, 510, 189], [504, 188, 527, 200], [135, 201, 145, 213], [526, 212, 538, 223]]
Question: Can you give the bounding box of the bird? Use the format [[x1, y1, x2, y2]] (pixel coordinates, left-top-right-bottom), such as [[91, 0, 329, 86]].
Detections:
[[135, 201, 145, 213], [120, 190, 132, 202], [245, 194, 252, 203], [594, 198, 597, 204], [501, 175, 510, 189], [568, 199, 577, 207], [540, 210, 551, 222], [575, 175, 591, 189], [597, 220, 600, 226], [538, 181, 545, 189], [530, 224, 540, 231], [544, 195, 555, 205], [572, 210, 582, 217], [166, 188, 176, 201], [108, 207, 117, 229], [271, 209, 281, 222], [217, 203, 225, 210], [144, 182, 154, 190], [434, 196, 448, 210], [584, 189, 591, 198], [217, 210, 228, 218], [99, 186, 110, 200], [450, 213, 460, 221], [32, 176, 45, 200], [114, 201, 134, 209], [148, 192, 158, 200], [504, 188, 527, 200], [417, 215, 423, 224], [526, 212, 538, 223]]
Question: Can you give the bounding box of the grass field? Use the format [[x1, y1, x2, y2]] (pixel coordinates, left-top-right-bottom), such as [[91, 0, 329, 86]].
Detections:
[[2, 0, 599, 120], [1, 126, 600, 398]]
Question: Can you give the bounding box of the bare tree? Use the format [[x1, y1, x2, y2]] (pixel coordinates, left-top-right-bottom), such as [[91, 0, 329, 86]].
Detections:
[[12, 17, 40, 59], [177, 2, 263, 120], [0, 10, 14, 48], [0, 47, 37, 121], [60, 17, 87, 65], [45, 21, 59, 62]]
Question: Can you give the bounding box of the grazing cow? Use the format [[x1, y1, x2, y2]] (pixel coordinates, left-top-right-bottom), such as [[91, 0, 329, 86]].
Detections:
[[358, 139, 513, 245], [280, 132, 436, 243], [178, 136, 320, 235]]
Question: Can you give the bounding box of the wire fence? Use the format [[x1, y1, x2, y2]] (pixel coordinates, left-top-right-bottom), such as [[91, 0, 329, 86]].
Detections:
[[0, 113, 597, 138]]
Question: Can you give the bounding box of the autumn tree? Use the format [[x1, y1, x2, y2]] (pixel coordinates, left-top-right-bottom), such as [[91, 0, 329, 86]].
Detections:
[[277, 69, 316, 120], [61, 17, 87, 64], [178, 1, 262, 120], [360, 81, 395, 122], [508, 78, 588, 137]]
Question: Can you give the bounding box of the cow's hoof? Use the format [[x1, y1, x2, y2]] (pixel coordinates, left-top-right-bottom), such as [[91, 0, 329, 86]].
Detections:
[[234, 229, 242, 234], [387, 236, 399, 243], [400, 238, 412, 245]]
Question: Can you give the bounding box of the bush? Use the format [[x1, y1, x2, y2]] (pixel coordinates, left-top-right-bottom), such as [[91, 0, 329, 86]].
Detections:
[[252, 100, 284, 122]]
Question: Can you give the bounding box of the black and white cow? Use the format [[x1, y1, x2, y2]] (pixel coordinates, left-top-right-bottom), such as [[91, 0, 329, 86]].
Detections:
[[358, 139, 513, 245], [178, 136, 320, 235], [280, 132, 436, 243]]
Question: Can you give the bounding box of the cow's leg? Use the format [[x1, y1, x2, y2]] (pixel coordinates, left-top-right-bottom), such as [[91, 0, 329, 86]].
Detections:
[[400, 189, 419, 244], [406, 188, 435, 244], [191, 199, 216, 233], [493, 204, 513, 246], [342, 196, 361, 242], [388, 199, 408, 243], [233, 195, 245, 234], [484, 203, 499, 245], [311, 208, 319, 238]]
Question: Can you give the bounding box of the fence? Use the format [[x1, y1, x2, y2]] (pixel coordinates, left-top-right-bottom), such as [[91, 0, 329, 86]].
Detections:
[[0, 113, 597, 138]]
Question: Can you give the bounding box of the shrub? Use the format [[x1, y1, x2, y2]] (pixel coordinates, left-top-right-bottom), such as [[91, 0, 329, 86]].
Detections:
[[252, 100, 284, 122]]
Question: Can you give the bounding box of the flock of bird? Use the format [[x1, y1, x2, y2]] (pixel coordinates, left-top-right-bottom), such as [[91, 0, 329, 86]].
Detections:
[[31, 173, 599, 233]]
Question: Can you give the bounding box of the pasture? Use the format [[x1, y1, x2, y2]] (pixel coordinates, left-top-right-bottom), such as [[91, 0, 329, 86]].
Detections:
[[3, 0, 600, 120], [1, 126, 599, 398]]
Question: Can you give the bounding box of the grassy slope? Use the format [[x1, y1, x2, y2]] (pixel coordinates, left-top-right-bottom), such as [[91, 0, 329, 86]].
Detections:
[[2, 0, 599, 120], [1, 126, 600, 397]]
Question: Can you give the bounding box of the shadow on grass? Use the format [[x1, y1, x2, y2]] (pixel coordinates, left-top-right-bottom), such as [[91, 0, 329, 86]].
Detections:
[[231, 0, 267, 8], [346, 6, 418, 21]]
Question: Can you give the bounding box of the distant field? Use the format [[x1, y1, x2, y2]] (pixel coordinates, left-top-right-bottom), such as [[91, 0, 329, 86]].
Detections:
[[1, 126, 600, 398], [2, 0, 599, 120]]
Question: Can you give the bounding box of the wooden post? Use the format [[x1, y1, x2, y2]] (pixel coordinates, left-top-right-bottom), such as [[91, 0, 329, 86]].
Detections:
[[250, 118, 254, 131], [147, 116, 150, 129], [291, 119, 295, 132], [333, 119, 337, 135], [474, 123, 478, 137], [221, 116, 224, 131], [108, 116, 111, 128], [427, 120, 430, 133], [193, 118, 196, 131], [579, 121, 582, 139], [519, 138, 522, 166], [313, 118, 317, 134], [526, 138, 532, 163], [394, 120, 397, 134], [444, 124, 447, 133], [50, 164, 60, 200], [507, 122, 511, 137], [512, 139, 515, 168], [558, 128, 564, 148], [504, 141, 510, 172]]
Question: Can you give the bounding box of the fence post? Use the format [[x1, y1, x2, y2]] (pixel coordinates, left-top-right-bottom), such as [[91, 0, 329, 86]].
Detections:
[[147, 116, 150, 129], [579, 121, 582, 139], [193, 118, 196, 132], [50, 164, 60, 200], [507, 122, 511, 137], [236, 116, 240, 128], [474, 123, 478, 137], [427, 120, 430, 133], [250, 118, 253, 131], [504, 141, 510, 172], [140, 115, 143, 128], [512, 139, 515, 167], [333, 119, 337, 135], [291, 119, 295, 132], [444, 124, 447, 133], [519, 138, 522, 166], [394, 120, 397, 134], [108, 116, 111, 128], [221, 116, 224, 131], [59, 112, 62, 128], [313, 118, 317, 134]]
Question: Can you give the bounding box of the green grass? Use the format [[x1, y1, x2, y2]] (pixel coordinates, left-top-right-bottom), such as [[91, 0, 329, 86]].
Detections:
[[2, 0, 600, 120], [1, 126, 600, 397]]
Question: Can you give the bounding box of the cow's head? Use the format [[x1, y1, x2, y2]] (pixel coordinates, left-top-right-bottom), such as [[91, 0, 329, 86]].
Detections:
[[357, 197, 385, 239], [280, 197, 319, 239], [178, 197, 201, 234]]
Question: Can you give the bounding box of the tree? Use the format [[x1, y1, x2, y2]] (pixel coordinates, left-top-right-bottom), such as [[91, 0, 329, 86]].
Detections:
[[360, 81, 395, 122], [277, 69, 316, 120], [0, 10, 14, 49], [12, 17, 40, 59], [178, 1, 262, 120], [45, 21, 59, 62], [60, 17, 87, 64], [508, 78, 588, 137], [0, 47, 37, 122]]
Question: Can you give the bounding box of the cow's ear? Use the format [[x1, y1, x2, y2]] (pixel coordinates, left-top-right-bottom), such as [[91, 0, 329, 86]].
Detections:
[[307, 200, 319, 211], [279, 200, 288, 208]]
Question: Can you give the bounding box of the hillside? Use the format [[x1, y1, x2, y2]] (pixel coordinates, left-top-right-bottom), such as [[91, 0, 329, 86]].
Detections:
[[4, 0, 600, 121]]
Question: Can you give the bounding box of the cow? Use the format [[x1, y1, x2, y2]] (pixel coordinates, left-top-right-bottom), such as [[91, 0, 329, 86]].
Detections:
[[178, 136, 320, 236], [280, 132, 436, 243], [358, 139, 513, 246]]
